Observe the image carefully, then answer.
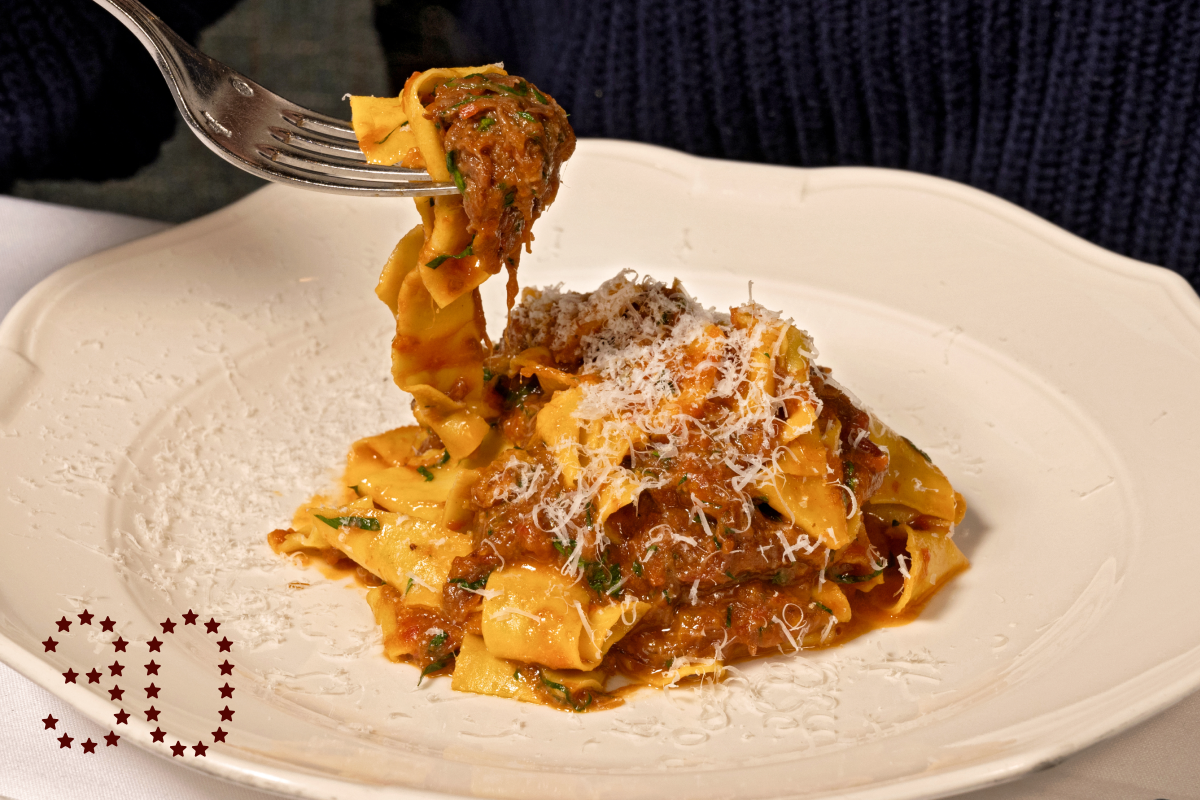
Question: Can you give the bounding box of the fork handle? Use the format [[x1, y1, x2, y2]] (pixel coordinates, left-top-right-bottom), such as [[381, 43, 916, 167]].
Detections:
[[92, 0, 225, 113]]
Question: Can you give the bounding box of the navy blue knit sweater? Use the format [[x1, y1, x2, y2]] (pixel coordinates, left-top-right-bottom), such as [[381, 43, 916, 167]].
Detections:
[[3, 0, 1198, 290], [458, 0, 1200, 288], [0, 0, 236, 184]]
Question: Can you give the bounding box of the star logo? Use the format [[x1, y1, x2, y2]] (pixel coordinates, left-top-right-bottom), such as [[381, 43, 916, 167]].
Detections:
[[42, 608, 235, 757]]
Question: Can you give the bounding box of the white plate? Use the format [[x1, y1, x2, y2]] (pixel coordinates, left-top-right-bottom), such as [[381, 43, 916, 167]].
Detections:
[[3, 140, 1200, 800]]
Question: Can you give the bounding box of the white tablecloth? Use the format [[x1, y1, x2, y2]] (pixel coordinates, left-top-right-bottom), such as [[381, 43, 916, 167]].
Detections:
[[2, 195, 1197, 800]]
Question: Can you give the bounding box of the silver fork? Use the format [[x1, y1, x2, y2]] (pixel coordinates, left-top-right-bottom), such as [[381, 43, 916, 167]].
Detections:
[[93, 0, 457, 197]]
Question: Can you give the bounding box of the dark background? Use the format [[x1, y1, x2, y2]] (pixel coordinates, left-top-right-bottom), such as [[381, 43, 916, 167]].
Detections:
[[5, 0, 1199, 290]]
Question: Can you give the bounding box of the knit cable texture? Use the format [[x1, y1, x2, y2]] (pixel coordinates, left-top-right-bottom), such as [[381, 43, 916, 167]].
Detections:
[[461, 0, 1200, 288]]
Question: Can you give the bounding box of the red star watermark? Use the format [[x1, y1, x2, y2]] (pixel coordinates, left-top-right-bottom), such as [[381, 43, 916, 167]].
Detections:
[[42, 608, 234, 757]]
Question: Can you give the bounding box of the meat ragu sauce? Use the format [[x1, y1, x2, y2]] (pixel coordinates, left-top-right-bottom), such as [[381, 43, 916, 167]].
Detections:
[[351, 274, 965, 706], [423, 74, 575, 305], [277, 68, 967, 712]]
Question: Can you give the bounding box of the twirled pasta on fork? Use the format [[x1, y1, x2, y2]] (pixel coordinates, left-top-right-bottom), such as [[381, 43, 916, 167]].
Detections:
[[270, 66, 968, 711]]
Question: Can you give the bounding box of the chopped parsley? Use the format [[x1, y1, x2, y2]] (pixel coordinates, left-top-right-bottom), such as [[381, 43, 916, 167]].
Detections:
[[531, 86, 549, 104], [482, 366, 494, 382], [678, 474, 689, 486], [426, 238, 474, 269], [631, 561, 644, 577], [375, 124, 403, 145], [476, 116, 495, 131], [445, 150, 467, 193], [349, 484, 362, 497], [449, 573, 491, 591], [503, 188, 516, 207], [584, 558, 622, 596], [772, 571, 787, 585], [726, 605, 733, 627], [417, 466, 435, 482], [553, 538, 577, 557], [540, 675, 592, 712], [814, 601, 834, 615], [314, 514, 380, 531], [830, 562, 887, 584], [418, 657, 450, 685], [428, 631, 449, 653], [405, 577, 415, 595], [516, 110, 537, 123]]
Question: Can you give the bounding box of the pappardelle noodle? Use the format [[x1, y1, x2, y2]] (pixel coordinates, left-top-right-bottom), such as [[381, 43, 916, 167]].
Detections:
[[270, 66, 969, 712]]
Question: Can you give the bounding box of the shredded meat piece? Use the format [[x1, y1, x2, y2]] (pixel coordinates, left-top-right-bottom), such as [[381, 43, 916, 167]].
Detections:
[[426, 73, 575, 306]]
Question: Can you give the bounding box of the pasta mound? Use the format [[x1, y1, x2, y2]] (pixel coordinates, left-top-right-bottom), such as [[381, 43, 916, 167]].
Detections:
[[270, 67, 968, 712]]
